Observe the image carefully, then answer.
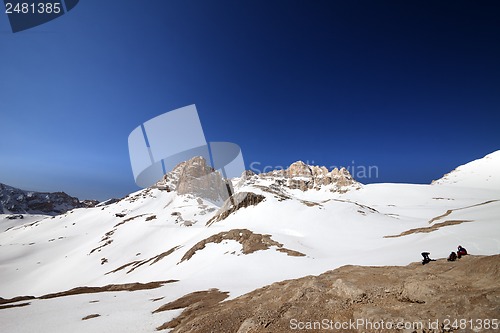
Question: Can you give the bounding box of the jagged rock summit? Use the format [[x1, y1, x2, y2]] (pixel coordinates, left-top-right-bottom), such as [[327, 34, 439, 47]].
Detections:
[[155, 157, 359, 200], [252, 160, 359, 192], [154, 156, 232, 204]]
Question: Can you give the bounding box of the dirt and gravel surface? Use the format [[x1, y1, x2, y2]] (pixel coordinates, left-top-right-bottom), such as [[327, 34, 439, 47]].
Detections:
[[157, 255, 499, 333]]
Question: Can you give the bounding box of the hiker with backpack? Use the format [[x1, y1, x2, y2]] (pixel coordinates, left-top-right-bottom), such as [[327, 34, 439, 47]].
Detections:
[[447, 251, 457, 261], [457, 245, 467, 258], [421, 252, 435, 265]]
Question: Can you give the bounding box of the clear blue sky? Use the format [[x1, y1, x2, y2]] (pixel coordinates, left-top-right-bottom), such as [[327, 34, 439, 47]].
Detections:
[[1, 1, 499, 200]]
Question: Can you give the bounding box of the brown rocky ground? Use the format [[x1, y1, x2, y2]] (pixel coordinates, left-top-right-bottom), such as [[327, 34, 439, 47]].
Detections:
[[156, 255, 499, 333], [179, 229, 305, 263]]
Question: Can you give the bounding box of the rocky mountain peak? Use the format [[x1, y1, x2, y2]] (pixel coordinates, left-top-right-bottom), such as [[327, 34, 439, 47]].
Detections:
[[287, 161, 313, 178], [177, 156, 213, 185], [154, 156, 232, 203], [155, 157, 359, 197]]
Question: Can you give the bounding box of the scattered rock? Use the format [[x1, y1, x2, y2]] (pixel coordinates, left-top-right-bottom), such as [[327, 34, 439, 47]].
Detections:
[[0, 302, 31, 310], [385, 220, 473, 238], [81, 314, 100, 320], [5, 214, 23, 220], [105, 246, 181, 275]]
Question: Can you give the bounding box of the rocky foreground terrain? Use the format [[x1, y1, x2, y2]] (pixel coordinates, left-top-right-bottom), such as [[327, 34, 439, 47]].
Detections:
[[158, 255, 499, 333]]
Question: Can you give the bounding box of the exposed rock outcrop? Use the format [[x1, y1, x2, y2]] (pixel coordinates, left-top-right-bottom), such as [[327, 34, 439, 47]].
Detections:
[[180, 229, 305, 262], [207, 192, 265, 226], [154, 289, 230, 331], [154, 156, 232, 203], [153, 158, 358, 200], [259, 161, 359, 192]]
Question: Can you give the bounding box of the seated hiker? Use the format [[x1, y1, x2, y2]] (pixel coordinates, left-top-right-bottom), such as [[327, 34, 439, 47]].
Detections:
[[447, 251, 457, 261], [457, 245, 467, 258], [421, 252, 434, 265]]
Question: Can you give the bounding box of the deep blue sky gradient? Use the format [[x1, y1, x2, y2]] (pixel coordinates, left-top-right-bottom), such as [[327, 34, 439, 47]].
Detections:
[[1, 1, 499, 200]]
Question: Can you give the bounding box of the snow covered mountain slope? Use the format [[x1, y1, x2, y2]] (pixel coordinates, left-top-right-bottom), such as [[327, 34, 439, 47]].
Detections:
[[0, 152, 499, 332], [432, 150, 500, 190]]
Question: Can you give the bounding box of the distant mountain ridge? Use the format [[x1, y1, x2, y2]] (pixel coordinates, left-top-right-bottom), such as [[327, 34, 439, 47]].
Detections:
[[0, 157, 358, 217], [0, 183, 97, 215], [2, 150, 498, 216]]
